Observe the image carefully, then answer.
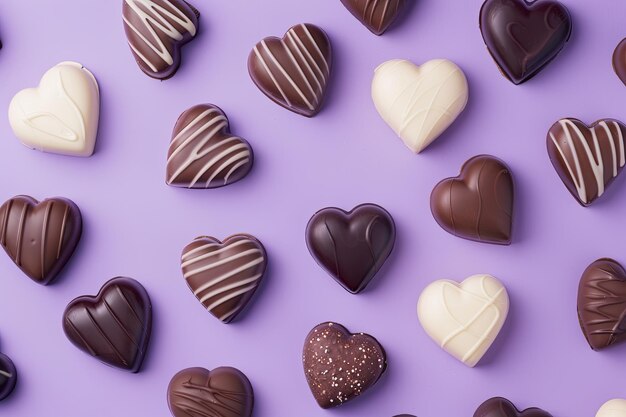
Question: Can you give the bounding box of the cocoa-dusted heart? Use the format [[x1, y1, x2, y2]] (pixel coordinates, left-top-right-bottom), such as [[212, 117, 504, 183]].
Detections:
[[62, 277, 152, 372], [547, 118, 626, 206], [122, 0, 200, 80], [474, 397, 552, 417], [305, 204, 395, 294], [166, 104, 254, 189], [167, 367, 254, 417], [181, 234, 267, 323], [303, 322, 386, 409], [430, 155, 514, 245], [479, 0, 572, 84], [340, 0, 406, 35], [613, 38, 626, 86], [0, 353, 17, 401], [577, 258, 626, 351], [248, 23, 332, 117], [0, 195, 82, 285]]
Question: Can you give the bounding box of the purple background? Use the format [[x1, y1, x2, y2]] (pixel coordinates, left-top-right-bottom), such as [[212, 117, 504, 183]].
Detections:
[[0, 0, 625, 415]]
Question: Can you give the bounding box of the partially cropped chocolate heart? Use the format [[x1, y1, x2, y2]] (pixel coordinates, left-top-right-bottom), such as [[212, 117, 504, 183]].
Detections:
[[305, 204, 395, 293], [479, 0, 572, 84], [167, 366, 254, 417], [430, 155, 514, 245], [248, 23, 332, 117], [474, 397, 552, 417], [0, 195, 82, 285], [613, 38, 626, 86], [0, 353, 17, 401], [340, 0, 406, 35], [303, 322, 387, 409], [63, 277, 152, 372], [166, 104, 254, 189]]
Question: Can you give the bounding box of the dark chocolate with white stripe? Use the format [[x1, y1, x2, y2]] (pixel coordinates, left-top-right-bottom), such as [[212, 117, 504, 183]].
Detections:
[[0, 195, 82, 285], [0, 353, 16, 401], [62, 277, 152, 372], [473, 397, 552, 417], [248, 23, 332, 117], [340, 0, 406, 35]]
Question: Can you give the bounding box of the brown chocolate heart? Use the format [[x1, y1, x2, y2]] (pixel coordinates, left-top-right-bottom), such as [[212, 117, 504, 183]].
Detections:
[[248, 23, 332, 117], [430, 155, 514, 245], [166, 104, 254, 189], [62, 277, 152, 372], [0, 195, 82, 285], [474, 397, 552, 417], [167, 367, 254, 417], [340, 0, 406, 35], [302, 322, 386, 409], [181, 235, 267, 323], [613, 38, 626, 86]]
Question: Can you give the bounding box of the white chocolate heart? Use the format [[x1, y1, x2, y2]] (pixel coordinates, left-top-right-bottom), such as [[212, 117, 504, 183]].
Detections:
[[372, 59, 468, 153], [597, 399, 626, 417], [417, 274, 509, 367], [8, 62, 100, 157]]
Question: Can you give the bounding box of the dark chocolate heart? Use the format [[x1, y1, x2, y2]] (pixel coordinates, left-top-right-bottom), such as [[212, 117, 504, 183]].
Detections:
[[248, 23, 332, 117], [62, 277, 152, 372], [474, 397, 552, 417], [305, 204, 395, 294], [0, 195, 82, 285], [479, 0, 572, 84], [167, 366, 254, 417], [166, 104, 254, 189], [122, 0, 200, 80], [0, 353, 17, 401], [430, 155, 514, 245], [303, 322, 387, 409], [613, 38, 626, 86], [340, 0, 406, 35]]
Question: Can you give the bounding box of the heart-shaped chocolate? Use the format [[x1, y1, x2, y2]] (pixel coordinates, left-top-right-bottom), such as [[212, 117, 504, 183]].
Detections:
[[479, 0, 572, 84], [303, 322, 387, 409], [547, 118, 626, 206], [167, 366, 254, 417], [181, 234, 267, 323], [340, 0, 406, 35], [166, 104, 254, 189], [597, 399, 626, 417], [0, 353, 17, 401], [613, 39, 626, 86], [0, 195, 82, 285], [122, 0, 200, 80], [305, 204, 395, 294], [63, 277, 152, 372], [248, 23, 332, 117], [474, 397, 552, 417], [430, 155, 514, 245]]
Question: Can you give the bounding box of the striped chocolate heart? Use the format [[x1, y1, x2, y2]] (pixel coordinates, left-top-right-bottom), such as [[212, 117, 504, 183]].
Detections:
[[547, 118, 626, 206], [0, 353, 17, 401], [248, 23, 332, 117], [181, 234, 267, 323], [340, 0, 406, 35], [166, 104, 254, 189]]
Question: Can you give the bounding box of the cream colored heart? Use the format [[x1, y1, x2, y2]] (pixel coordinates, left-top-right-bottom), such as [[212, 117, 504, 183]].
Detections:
[[417, 274, 509, 367], [372, 59, 468, 153], [597, 399, 626, 417], [8, 61, 100, 157]]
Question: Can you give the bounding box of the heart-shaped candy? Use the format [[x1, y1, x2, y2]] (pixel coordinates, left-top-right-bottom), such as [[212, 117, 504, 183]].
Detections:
[[8, 62, 100, 157], [597, 399, 626, 417], [340, 0, 406, 35], [0, 353, 17, 401], [474, 397, 552, 417], [417, 274, 509, 367], [372, 59, 469, 153], [613, 39, 626, 86]]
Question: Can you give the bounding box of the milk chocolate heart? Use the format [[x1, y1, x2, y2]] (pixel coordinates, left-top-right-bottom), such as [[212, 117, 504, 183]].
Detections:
[[0, 195, 82, 285], [340, 0, 406, 35], [430, 155, 514, 245], [613, 39, 626, 86], [181, 234, 267, 323], [248, 23, 332, 117], [597, 399, 626, 417], [305, 203, 395, 294], [62, 277, 152, 372], [474, 397, 552, 417], [547, 118, 626, 206], [0, 353, 17, 401], [167, 367, 254, 417], [479, 0, 572, 84], [303, 322, 387, 409]]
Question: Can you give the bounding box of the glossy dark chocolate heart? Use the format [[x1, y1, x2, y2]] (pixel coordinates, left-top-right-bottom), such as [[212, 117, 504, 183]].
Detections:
[[0, 195, 82, 285], [613, 38, 626, 86], [430, 155, 514, 245], [305, 204, 395, 293], [0, 353, 17, 401], [340, 0, 406, 35], [167, 366, 254, 417], [474, 397, 552, 417], [479, 0, 572, 84], [63, 277, 152, 372]]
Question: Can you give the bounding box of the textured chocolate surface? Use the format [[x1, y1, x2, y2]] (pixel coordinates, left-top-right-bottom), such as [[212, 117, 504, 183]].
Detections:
[[430, 155, 514, 245], [0, 195, 82, 285], [0, 353, 16, 402], [474, 397, 552, 417], [248, 23, 332, 117], [166, 104, 254, 189], [181, 234, 267, 323], [340, 0, 406, 35], [578, 258, 626, 351], [167, 366, 254, 417], [122, 0, 200, 80], [479, 0, 572, 84], [305, 204, 395, 294], [613, 38, 626, 86], [63, 277, 152, 372]]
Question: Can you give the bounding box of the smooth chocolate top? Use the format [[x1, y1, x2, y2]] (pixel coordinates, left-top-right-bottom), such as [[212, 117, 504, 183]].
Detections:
[[0, 353, 16, 401], [474, 397, 552, 417], [340, 0, 406, 35]]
